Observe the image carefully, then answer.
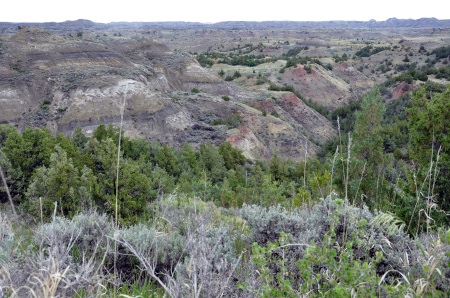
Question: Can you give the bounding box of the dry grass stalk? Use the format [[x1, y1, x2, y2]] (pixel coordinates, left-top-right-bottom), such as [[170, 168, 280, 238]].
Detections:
[[114, 87, 129, 282], [0, 163, 17, 218]]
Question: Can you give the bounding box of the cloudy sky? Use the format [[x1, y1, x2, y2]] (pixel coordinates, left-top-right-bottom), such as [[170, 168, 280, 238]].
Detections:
[[1, 0, 449, 23]]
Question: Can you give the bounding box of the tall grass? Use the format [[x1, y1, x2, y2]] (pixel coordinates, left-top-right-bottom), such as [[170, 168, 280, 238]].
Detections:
[[0, 150, 17, 217]]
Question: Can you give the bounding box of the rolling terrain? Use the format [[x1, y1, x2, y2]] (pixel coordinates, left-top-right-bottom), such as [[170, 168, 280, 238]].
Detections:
[[1, 19, 450, 297], [0, 20, 449, 160]]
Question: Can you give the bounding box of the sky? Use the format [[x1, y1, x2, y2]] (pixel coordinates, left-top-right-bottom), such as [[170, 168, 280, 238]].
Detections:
[[1, 0, 449, 23]]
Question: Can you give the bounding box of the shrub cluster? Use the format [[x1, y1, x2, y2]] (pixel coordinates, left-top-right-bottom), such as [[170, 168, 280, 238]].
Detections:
[[355, 45, 391, 57], [2, 196, 448, 297]]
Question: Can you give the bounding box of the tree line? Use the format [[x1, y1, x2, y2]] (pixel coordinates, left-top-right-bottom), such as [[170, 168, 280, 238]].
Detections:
[[0, 84, 449, 231]]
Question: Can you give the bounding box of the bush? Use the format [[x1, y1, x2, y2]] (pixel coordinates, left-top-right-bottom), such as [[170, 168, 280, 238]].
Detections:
[[1, 195, 448, 296], [241, 198, 420, 272], [304, 64, 312, 73], [283, 46, 307, 57], [268, 83, 295, 92], [238, 198, 448, 296], [196, 54, 214, 67], [256, 77, 267, 85], [355, 45, 390, 57], [35, 211, 112, 255], [118, 195, 247, 297], [119, 223, 185, 274], [1, 211, 111, 297], [430, 46, 450, 65], [212, 113, 242, 129]]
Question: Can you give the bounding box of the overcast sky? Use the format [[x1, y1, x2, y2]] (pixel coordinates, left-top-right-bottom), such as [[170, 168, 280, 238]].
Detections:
[[1, 0, 449, 23]]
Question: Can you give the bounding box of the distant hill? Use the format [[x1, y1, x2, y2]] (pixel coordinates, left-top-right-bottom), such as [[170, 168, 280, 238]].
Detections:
[[211, 18, 450, 29], [1, 18, 450, 33]]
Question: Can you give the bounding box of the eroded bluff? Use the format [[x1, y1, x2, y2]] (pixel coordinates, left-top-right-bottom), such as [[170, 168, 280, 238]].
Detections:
[[0, 27, 335, 160]]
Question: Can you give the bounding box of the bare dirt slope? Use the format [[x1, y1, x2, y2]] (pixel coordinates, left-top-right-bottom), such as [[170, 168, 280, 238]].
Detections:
[[3, 23, 448, 160], [0, 27, 335, 161]]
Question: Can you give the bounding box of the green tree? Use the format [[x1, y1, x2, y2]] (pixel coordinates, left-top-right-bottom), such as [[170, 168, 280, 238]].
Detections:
[[199, 142, 226, 184], [269, 150, 288, 182], [178, 142, 201, 175], [351, 87, 386, 206], [218, 142, 246, 171], [72, 127, 89, 150], [3, 128, 55, 202], [25, 145, 89, 220], [93, 124, 119, 143], [85, 137, 118, 213], [407, 85, 450, 223], [155, 144, 180, 177], [116, 160, 153, 225], [0, 124, 17, 146], [55, 133, 86, 170], [85, 136, 154, 225], [219, 177, 235, 207]]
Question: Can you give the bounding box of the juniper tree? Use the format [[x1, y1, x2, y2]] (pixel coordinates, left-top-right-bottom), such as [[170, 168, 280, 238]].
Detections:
[[351, 87, 386, 206], [407, 85, 450, 225], [26, 145, 85, 220]]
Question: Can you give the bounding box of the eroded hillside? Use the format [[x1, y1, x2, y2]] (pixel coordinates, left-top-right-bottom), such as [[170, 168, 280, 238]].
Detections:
[[2, 22, 449, 160], [0, 27, 336, 161]]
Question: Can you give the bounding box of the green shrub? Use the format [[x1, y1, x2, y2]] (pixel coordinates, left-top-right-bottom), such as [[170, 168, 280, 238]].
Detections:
[[430, 46, 450, 65], [239, 198, 448, 296], [256, 77, 266, 85], [304, 64, 312, 73], [196, 54, 214, 67], [240, 198, 420, 274], [355, 45, 390, 57], [212, 113, 242, 129]]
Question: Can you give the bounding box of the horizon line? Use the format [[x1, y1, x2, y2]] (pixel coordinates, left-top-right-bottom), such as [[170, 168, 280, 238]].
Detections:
[[1, 17, 449, 25]]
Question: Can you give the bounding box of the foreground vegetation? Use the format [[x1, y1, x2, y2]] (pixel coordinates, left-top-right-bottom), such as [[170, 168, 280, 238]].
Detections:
[[1, 84, 450, 296], [1, 196, 449, 297]]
